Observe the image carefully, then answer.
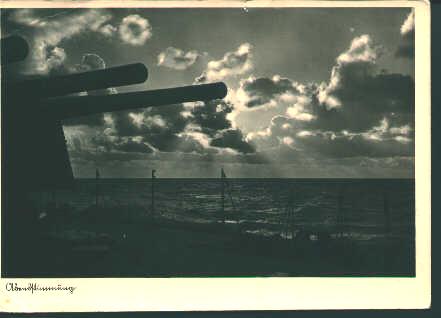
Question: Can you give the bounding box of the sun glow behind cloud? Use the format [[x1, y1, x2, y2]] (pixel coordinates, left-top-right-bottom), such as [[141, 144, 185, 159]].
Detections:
[[4, 8, 415, 177]]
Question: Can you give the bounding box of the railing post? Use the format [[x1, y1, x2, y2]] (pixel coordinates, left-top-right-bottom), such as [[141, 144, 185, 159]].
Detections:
[[151, 169, 156, 215], [337, 187, 344, 238], [95, 168, 100, 208], [383, 190, 391, 235], [221, 168, 225, 223]]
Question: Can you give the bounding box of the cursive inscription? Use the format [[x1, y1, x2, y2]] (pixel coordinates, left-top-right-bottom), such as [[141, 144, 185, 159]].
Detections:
[[5, 282, 76, 294]]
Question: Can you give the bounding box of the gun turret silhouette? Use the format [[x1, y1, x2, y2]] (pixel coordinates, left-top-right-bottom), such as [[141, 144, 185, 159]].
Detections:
[[2, 36, 226, 277], [1, 36, 228, 191]]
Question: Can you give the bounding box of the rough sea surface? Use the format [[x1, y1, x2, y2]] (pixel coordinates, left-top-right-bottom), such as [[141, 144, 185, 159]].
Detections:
[[32, 178, 415, 241], [7, 178, 414, 277]]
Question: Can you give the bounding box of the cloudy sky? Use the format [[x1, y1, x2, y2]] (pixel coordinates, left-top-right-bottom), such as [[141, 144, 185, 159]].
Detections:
[[2, 8, 415, 178]]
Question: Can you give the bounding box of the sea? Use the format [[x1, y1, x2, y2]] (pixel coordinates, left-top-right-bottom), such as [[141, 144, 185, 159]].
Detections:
[[32, 178, 415, 241], [8, 177, 414, 277]]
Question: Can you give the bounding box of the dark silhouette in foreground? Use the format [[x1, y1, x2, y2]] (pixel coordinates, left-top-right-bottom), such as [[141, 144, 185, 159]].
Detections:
[[1, 36, 227, 276]]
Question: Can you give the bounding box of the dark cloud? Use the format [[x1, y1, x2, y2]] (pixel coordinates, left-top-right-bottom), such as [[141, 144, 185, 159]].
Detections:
[[111, 112, 168, 148], [88, 134, 154, 154], [313, 67, 414, 132], [190, 100, 234, 136], [210, 129, 256, 153], [107, 109, 200, 154], [245, 35, 414, 160], [110, 103, 188, 136], [111, 112, 140, 137], [157, 47, 201, 70], [240, 76, 301, 108], [249, 113, 414, 160], [110, 99, 255, 154]]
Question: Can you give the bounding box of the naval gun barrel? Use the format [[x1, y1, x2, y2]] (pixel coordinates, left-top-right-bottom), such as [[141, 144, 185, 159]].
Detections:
[[45, 82, 228, 119], [1, 36, 29, 65], [8, 63, 149, 98]]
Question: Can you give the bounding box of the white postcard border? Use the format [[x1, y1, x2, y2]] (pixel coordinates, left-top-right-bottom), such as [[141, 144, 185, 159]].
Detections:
[[0, 0, 431, 312]]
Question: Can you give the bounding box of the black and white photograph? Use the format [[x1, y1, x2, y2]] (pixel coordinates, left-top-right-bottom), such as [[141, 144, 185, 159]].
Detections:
[[0, 0, 431, 312]]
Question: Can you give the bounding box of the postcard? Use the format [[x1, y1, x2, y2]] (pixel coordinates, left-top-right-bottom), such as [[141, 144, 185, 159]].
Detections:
[[0, 0, 431, 312]]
